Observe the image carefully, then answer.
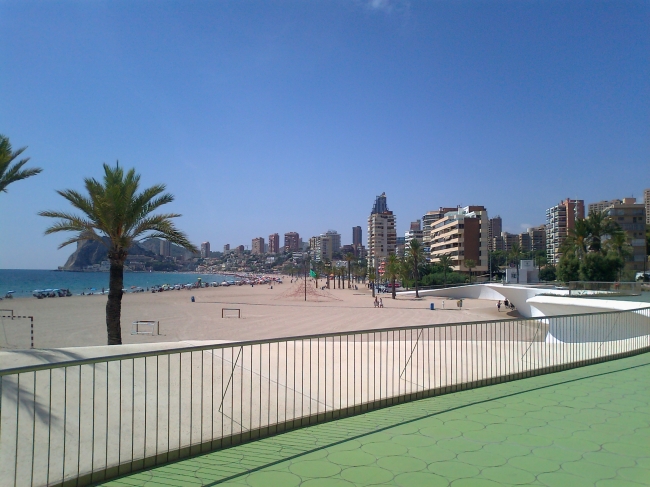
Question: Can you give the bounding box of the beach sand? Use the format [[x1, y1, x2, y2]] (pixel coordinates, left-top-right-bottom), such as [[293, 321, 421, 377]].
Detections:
[[0, 276, 511, 350]]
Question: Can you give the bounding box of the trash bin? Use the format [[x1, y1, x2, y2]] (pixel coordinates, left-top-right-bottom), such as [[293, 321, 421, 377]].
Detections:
[[430, 303, 435, 310], [191, 296, 195, 303]]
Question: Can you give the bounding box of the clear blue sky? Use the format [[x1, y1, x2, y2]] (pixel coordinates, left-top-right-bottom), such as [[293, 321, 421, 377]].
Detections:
[[1, 0, 648, 269]]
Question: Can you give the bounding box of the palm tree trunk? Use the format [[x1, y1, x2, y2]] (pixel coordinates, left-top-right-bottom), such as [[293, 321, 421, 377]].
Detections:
[[392, 277, 396, 299], [106, 258, 124, 345], [414, 265, 419, 298]]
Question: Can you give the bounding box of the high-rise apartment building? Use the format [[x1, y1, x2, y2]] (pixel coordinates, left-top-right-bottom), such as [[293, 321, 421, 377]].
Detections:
[[284, 232, 300, 252], [310, 235, 333, 262], [200, 241, 210, 258], [488, 216, 502, 251], [546, 198, 585, 264], [526, 225, 547, 252], [429, 206, 489, 273], [160, 240, 171, 257], [405, 220, 423, 243], [588, 199, 622, 215], [352, 226, 362, 248], [492, 232, 518, 252], [607, 198, 647, 271], [494, 226, 546, 253], [324, 230, 341, 253], [223, 244, 230, 252], [252, 237, 265, 255], [644, 189, 650, 225], [268, 233, 280, 254], [422, 208, 457, 251], [367, 193, 397, 269]]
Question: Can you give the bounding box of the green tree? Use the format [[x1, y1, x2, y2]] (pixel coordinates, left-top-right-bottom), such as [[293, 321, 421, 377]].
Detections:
[[0, 134, 43, 194], [40, 163, 197, 345], [407, 239, 424, 298], [539, 265, 556, 282], [579, 252, 623, 282], [557, 254, 580, 282], [437, 253, 453, 288], [464, 259, 476, 283], [385, 254, 400, 299]]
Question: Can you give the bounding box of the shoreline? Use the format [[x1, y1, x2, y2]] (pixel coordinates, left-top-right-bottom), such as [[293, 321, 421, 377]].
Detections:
[[0, 276, 508, 352]]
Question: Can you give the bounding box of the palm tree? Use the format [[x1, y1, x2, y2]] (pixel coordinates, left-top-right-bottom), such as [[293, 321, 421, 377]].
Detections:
[[368, 266, 377, 297], [385, 254, 400, 299], [509, 242, 523, 284], [437, 253, 453, 288], [40, 163, 197, 345], [0, 134, 43, 194], [586, 210, 616, 253], [345, 252, 355, 288], [564, 218, 590, 259], [407, 239, 424, 298], [464, 259, 476, 283]]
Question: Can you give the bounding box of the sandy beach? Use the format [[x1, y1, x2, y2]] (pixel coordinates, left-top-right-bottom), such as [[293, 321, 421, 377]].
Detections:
[[0, 276, 510, 350]]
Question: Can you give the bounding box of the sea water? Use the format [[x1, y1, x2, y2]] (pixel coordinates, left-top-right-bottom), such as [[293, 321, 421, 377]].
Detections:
[[0, 269, 229, 297]]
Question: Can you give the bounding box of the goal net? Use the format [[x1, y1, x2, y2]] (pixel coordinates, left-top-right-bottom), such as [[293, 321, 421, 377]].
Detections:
[[0, 313, 34, 349]]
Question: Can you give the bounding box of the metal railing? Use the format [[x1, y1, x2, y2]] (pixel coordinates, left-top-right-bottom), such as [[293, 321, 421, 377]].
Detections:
[[1, 307, 650, 487]]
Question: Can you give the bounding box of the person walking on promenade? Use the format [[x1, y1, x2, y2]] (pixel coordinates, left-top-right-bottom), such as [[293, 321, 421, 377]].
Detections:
[[497, 300, 501, 312], [379, 297, 383, 308], [374, 296, 379, 308]]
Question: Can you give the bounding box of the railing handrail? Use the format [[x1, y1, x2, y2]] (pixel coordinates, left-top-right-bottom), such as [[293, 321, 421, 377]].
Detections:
[[2, 305, 649, 377]]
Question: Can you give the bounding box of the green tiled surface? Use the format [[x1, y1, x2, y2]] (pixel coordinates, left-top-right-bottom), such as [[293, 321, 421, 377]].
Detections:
[[103, 353, 650, 486]]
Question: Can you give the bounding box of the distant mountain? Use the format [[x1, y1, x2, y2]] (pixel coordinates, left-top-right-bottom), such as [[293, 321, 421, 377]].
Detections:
[[62, 238, 156, 270]]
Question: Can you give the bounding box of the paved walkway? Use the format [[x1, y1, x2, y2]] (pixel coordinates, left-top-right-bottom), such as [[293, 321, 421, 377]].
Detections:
[[103, 353, 650, 487]]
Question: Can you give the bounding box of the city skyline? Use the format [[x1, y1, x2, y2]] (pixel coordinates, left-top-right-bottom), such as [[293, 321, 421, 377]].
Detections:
[[1, 1, 648, 269]]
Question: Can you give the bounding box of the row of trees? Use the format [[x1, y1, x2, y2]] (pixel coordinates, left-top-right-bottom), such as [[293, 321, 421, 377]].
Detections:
[[2, 134, 197, 345]]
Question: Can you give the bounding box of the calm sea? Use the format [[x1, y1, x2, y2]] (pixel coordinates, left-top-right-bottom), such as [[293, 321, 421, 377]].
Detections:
[[0, 269, 229, 297]]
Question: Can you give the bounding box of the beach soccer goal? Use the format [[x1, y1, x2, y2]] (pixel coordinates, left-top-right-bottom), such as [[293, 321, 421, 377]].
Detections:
[[0, 311, 34, 349], [222, 308, 241, 318], [130, 320, 160, 336]]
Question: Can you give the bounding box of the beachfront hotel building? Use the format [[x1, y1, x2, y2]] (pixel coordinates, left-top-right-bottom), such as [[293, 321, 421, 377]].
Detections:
[[200, 241, 211, 258], [546, 198, 585, 264], [606, 198, 647, 272], [252, 237, 265, 255], [367, 193, 397, 270], [644, 189, 650, 225], [428, 206, 489, 274], [284, 232, 300, 252], [223, 244, 230, 252], [268, 233, 280, 254]]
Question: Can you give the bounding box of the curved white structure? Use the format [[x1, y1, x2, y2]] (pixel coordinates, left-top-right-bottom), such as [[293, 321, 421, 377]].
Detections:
[[399, 284, 506, 301]]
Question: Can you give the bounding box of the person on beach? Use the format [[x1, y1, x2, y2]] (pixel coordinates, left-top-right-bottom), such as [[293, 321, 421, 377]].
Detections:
[[379, 298, 383, 308], [504, 298, 509, 308], [374, 296, 379, 308], [497, 300, 501, 312]]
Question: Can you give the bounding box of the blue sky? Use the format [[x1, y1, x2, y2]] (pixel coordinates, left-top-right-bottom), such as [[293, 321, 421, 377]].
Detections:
[[1, 0, 648, 269]]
